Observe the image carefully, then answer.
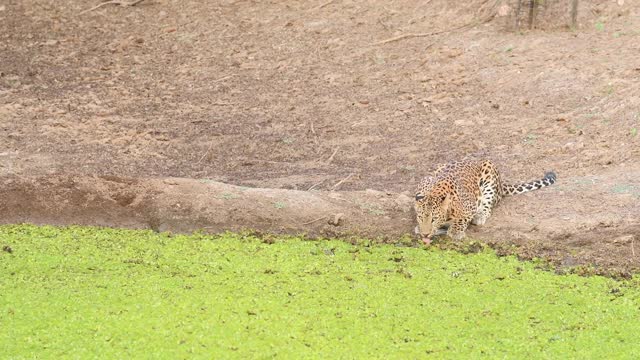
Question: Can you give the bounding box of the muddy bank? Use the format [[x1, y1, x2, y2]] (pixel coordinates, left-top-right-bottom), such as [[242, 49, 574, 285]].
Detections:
[[0, 175, 415, 238], [1, 0, 640, 274], [2, 174, 639, 273]]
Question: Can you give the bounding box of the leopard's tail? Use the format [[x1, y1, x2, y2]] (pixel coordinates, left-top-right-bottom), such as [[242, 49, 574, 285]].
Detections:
[[502, 171, 557, 196]]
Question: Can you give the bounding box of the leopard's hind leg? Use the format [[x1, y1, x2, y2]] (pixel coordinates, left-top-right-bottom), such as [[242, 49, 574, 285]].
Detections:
[[471, 161, 501, 226], [471, 185, 498, 225]]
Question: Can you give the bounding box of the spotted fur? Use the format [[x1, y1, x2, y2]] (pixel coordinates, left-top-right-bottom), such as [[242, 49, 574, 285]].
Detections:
[[414, 159, 556, 242]]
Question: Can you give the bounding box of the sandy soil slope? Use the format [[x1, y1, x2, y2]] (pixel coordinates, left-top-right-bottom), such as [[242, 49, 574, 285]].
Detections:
[[1, 0, 639, 271]]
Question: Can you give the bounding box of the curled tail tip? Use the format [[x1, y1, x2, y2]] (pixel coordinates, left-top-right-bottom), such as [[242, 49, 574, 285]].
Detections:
[[544, 171, 557, 181]]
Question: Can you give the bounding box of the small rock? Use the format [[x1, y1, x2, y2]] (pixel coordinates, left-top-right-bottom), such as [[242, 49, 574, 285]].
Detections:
[[563, 141, 584, 150], [163, 179, 179, 185], [365, 189, 384, 197], [454, 119, 472, 126], [561, 255, 578, 267], [329, 213, 344, 226], [497, 4, 510, 16], [395, 194, 412, 211], [612, 235, 634, 245], [2, 245, 12, 253]]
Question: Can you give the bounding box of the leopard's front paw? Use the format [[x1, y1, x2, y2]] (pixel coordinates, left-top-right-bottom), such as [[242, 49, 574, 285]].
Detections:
[[448, 230, 465, 241]]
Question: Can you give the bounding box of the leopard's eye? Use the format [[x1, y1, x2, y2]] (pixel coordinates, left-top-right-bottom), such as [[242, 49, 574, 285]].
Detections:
[[415, 194, 425, 201]]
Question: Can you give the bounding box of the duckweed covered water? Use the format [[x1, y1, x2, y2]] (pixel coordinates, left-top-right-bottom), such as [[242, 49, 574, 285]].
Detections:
[[1, 225, 640, 358]]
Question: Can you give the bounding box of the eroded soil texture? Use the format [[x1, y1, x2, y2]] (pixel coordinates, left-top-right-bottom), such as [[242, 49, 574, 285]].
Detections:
[[1, 0, 639, 271]]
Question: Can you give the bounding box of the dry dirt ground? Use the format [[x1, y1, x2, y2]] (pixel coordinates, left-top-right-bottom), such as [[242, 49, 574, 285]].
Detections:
[[1, 0, 639, 273]]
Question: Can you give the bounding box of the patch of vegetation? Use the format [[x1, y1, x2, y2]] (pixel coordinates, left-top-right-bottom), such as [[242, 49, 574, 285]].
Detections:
[[2, 225, 640, 358], [610, 184, 640, 198], [399, 165, 415, 173], [217, 192, 239, 200], [604, 83, 615, 95], [359, 203, 386, 216], [280, 137, 295, 145]]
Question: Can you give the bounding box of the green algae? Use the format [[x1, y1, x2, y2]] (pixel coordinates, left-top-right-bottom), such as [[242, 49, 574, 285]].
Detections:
[[1, 225, 640, 359]]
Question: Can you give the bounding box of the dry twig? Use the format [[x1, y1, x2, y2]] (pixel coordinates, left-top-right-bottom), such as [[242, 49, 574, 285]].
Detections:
[[309, 0, 336, 11], [213, 74, 237, 83], [196, 142, 214, 164], [80, 0, 145, 15], [325, 147, 340, 164], [301, 216, 328, 225], [373, 32, 440, 46], [309, 122, 319, 146], [417, 42, 437, 66], [372, 12, 497, 46], [307, 180, 324, 191], [332, 173, 353, 191]]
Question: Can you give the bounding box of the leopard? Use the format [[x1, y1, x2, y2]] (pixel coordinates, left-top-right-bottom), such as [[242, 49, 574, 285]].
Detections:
[[414, 159, 556, 244]]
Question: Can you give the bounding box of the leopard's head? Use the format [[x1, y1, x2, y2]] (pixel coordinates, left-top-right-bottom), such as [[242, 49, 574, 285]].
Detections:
[[414, 179, 452, 244]]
